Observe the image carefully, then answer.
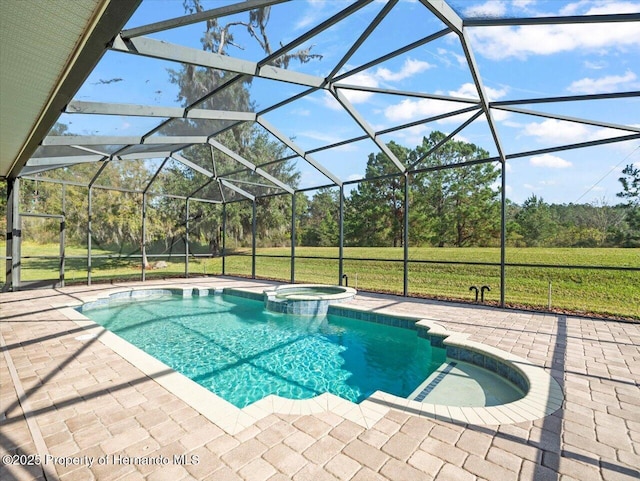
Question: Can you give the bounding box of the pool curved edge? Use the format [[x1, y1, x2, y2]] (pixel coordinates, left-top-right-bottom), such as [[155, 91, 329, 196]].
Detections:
[[267, 284, 357, 301], [369, 319, 564, 425], [59, 285, 563, 433]]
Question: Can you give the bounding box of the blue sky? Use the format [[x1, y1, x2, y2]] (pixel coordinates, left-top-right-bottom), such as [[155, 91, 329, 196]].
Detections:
[[65, 0, 640, 205]]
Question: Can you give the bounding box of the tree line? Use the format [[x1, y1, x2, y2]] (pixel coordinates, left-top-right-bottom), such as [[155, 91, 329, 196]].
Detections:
[[298, 138, 639, 249], [8, 132, 638, 252]]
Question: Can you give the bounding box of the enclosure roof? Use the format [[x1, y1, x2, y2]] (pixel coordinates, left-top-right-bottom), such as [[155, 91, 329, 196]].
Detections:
[[2, 0, 639, 201]]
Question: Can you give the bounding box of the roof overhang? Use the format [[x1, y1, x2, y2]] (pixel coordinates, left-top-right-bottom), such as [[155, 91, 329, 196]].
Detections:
[[0, 0, 141, 180]]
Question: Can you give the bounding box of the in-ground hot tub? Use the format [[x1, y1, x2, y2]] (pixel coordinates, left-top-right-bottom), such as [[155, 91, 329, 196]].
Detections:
[[264, 284, 357, 316]]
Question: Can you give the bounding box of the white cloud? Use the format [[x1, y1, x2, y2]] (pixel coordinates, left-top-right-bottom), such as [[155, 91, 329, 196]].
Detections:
[[436, 48, 467, 68], [502, 119, 525, 129], [524, 119, 587, 143], [449, 82, 508, 101], [320, 91, 344, 110], [294, 0, 334, 30], [567, 71, 637, 94], [522, 119, 618, 144], [464, 1, 507, 18], [559, 0, 591, 16], [583, 60, 607, 70], [513, 0, 536, 8], [448, 83, 479, 99], [335, 71, 379, 106], [449, 84, 510, 121], [297, 130, 359, 153], [581, 1, 640, 16], [467, 2, 640, 60], [384, 98, 465, 122], [382, 83, 508, 125], [491, 109, 511, 122], [391, 125, 431, 146], [298, 130, 337, 143], [529, 154, 573, 168], [291, 107, 311, 116], [332, 58, 434, 108], [375, 58, 433, 82]]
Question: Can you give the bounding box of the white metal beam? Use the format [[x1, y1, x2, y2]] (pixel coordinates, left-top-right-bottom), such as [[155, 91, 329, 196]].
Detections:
[[332, 88, 406, 173], [111, 35, 325, 88], [220, 179, 255, 201], [171, 153, 214, 178], [419, 1, 508, 163], [465, 12, 640, 27], [327, 0, 398, 81], [21, 164, 88, 176], [506, 133, 640, 160], [26, 155, 105, 166], [208, 138, 294, 194], [66, 101, 183, 118], [64, 100, 254, 130], [189, 110, 256, 122], [419, 0, 463, 34], [492, 91, 640, 106], [117, 151, 172, 160], [257, 117, 342, 186], [43, 135, 141, 146], [460, 29, 507, 162], [69, 145, 111, 156], [334, 83, 480, 104], [408, 110, 484, 170], [143, 136, 208, 145], [332, 28, 450, 83], [122, 0, 289, 38], [492, 105, 640, 133], [257, 0, 374, 68]]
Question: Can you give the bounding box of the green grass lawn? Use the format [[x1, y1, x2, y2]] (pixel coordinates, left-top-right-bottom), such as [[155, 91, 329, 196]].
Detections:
[[2, 242, 638, 319], [225, 247, 639, 319]]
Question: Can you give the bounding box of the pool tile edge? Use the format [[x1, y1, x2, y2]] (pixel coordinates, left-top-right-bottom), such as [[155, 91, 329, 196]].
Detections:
[[57, 284, 563, 432], [57, 294, 388, 434]]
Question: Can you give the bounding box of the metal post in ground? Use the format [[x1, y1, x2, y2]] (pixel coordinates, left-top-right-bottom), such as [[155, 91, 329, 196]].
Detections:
[[500, 159, 507, 307], [142, 193, 147, 282], [87, 187, 92, 286], [291, 193, 296, 284], [222, 203, 226, 275], [252, 200, 256, 279], [403, 173, 409, 297], [185, 198, 190, 278], [339, 185, 344, 286], [5, 178, 21, 291]]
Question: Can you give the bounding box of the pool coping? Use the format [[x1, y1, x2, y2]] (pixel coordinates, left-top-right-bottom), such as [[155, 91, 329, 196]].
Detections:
[[264, 284, 357, 316], [265, 284, 358, 302], [55, 285, 563, 434]]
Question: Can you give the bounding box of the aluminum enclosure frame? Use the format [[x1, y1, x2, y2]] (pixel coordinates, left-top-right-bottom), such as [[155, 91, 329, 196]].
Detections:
[[3, 0, 639, 312]]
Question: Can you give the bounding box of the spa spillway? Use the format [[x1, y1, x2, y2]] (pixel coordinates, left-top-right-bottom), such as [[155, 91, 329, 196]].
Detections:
[[264, 284, 357, 316]]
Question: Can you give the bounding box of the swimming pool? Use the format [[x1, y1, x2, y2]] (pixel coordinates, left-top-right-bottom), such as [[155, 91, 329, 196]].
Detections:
[[82, 292, 447, 408]]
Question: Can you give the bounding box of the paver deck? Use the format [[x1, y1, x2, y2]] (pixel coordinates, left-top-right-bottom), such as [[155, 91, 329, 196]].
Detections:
[[1, 277, 638, 481]]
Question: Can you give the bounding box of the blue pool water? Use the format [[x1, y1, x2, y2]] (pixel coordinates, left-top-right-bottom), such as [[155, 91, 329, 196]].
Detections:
[[84, 294, 447, 408]]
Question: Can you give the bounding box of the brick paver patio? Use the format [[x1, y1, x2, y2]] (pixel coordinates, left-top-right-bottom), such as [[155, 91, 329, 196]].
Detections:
[[1, 277, 638, 481]]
